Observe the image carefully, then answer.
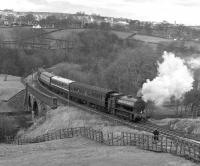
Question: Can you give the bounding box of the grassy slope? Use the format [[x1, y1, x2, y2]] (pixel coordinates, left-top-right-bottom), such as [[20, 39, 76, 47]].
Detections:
[[20, 106, 148, 138]]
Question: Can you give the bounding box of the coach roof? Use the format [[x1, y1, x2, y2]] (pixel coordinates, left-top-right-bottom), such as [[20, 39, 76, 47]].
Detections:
[[52, 75, 74, 84], [41, 72, 55, 77], [70, 82, 115, 94]]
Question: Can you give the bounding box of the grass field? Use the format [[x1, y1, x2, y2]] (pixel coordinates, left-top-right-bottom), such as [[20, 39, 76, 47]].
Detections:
[[49, 28, 85, 39], [0, 138, 197, 166], [132, 34, 173, 43], [1, 27, 199, 52], [0, 74, 24, 101], [0, 27, 15, 41]]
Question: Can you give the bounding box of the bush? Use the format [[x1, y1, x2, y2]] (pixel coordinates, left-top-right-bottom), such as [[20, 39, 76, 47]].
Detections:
[[0, 116, 19, 141]]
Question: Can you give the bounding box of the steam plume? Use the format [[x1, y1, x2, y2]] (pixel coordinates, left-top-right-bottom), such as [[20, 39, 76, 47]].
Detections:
[[142, 52, 193, 105], [187, 57, 200, 69]]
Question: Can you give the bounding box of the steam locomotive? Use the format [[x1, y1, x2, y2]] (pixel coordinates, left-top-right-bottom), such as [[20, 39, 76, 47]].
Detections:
[[38, 69, 146, 121]]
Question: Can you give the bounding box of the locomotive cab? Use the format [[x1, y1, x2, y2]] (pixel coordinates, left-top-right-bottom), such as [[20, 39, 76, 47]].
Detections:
[[114, 95, 146, 121]]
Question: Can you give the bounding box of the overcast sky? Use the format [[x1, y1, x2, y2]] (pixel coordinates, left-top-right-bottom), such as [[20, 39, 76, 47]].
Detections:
[[1, 0, 200, 25]]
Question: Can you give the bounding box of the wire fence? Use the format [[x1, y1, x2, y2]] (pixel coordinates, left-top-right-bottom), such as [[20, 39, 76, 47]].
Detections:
[[5, 126, 200, 163]]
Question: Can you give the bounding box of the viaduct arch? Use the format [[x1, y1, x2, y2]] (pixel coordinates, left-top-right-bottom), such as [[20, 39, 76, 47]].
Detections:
[[25, 84, 57, 118]]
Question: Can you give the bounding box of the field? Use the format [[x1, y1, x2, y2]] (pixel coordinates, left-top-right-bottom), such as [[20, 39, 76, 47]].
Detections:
[[132, 34, 173, 43], [2, 27, 199, 53], [0, 26, 34, 41], [0, 27, 16, 41], [49, 28, 85, 39], [0, 74, 24, 101], [0, 137, 197, 166]]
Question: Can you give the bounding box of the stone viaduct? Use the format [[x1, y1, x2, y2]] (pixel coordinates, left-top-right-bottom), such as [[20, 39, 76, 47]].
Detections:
[[25, 83, 57, 117]]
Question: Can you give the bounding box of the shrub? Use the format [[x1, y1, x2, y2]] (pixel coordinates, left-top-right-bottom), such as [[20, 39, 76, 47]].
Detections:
[[0, 116, 19, 141]]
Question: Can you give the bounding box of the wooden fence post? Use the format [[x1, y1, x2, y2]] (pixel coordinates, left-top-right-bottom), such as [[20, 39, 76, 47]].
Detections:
[[160, 136, 163, 152], [71, 128, 73, 137], [193, 146, 196, 160], [142, 134, 144, 149], [134, 133, 136, 146], [170, 140, 173, 153], [92, 129, 94, 140], [111, 133, 114, 145], [59, 129, 62, 139], [183, 141, 186, 157], [165, 137, 168, 153], [129, 133, 131, 146], [180, 141, 183, 156], [176, 140, 179, 155], [189, 144, 191, 158], [47, 132, 49, 141], [122, 132, 124, 146], [147, 135, 149, 150], [99, 131, 103, 143]]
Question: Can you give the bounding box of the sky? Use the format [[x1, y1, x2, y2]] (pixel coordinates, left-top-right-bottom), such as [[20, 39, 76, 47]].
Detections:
[[1, 0, 200, 25]]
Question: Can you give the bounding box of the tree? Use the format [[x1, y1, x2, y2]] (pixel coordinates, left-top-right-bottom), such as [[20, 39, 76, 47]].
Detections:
[[175, 24, 185, 39], [183, 90, 200, 117], [24, 14, 36, 25], [0, 48, 20, 76], [143, 22, 153, 35], [104, 47, 157, 94], [6, 14, 15, 25], [129, 20, 141, 31], [100, 22, 111, 30], [16, 16, 26, 25], [45, 15, 58, 27]]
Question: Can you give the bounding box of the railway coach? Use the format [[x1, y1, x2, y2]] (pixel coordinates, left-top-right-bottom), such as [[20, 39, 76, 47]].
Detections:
[[51, 75, 74, 96], [38, 69, 146, 122], [38, 71, 54, 86], [69, 82, 115, 110]]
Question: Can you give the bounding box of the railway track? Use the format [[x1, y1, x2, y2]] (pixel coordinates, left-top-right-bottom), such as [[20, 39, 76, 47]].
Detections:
[[34, 79, 200, 146]]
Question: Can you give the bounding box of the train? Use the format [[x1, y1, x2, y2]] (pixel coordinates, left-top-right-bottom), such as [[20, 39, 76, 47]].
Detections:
[[37, 69, 146, 122]]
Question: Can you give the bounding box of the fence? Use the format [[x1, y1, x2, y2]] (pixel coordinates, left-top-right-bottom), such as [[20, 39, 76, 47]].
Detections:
[[105, 132, 200, 162], [5, 127, 200, 163], [6, 127, 103, 145]]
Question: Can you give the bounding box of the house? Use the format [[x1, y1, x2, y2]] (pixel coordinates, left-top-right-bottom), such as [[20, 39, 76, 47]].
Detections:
[[32, 24, 41, 29]]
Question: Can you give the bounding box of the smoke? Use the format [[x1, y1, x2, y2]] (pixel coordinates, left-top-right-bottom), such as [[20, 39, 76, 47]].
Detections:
[[141, 52, 194, 105], [187, 57, 200, 69]]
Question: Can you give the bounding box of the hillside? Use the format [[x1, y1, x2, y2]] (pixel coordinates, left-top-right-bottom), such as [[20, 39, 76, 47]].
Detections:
[[20, 106, 148, 138], [10, 105, 197, 166], [1, 27, 199, 54]]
